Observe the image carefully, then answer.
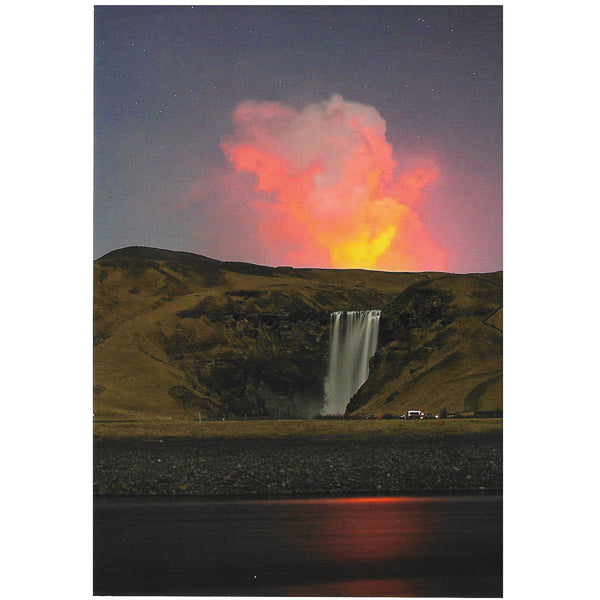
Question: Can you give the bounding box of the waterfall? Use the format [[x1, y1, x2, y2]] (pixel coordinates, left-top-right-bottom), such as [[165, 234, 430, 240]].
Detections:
[[322, 310, 381, 415]]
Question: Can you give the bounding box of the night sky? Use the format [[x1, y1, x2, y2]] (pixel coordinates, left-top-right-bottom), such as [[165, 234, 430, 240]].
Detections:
[[95, 5, 502, 273]]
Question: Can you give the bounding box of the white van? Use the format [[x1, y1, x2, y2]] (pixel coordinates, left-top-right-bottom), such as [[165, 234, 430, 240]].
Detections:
[[406, 410, 423, 420]]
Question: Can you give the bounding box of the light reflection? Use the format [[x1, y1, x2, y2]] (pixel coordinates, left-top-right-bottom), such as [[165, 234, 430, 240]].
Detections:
[[285, 577, 418, 597], [95, 495, 502, 597], [252, 495, 439, 506], [272, 496, 439, 567]]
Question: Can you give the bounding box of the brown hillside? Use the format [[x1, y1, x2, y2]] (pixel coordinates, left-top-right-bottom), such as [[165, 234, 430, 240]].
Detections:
[[93, 246, 501, 420], [346, 273, 502, 417]]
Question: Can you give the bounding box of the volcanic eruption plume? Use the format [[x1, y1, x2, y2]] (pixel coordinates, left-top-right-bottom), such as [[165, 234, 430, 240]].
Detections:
[[221, 94, 447, 271]]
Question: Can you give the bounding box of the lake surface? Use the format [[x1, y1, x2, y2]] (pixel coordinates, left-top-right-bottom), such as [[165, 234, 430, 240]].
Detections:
[[94, 495, 502, 596]]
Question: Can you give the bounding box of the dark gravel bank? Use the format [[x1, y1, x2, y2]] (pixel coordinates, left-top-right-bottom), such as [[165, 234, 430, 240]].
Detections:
[[94, 433, 502, 497]]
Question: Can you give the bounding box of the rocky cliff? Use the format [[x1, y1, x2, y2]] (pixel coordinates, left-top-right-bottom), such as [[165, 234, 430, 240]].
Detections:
[[347, 273, 503, 416], [94, 246, 501, 420]]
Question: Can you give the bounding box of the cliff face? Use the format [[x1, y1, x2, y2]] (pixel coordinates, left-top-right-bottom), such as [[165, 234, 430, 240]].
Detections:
[[167, 298, 332, 418], [346, 273, 503, 417], [93, 246, 501, 420]]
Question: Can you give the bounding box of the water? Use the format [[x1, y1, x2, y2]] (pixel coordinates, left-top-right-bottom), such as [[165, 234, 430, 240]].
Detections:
[[323, 310, 381, 414], [94, 495, 502, 596]]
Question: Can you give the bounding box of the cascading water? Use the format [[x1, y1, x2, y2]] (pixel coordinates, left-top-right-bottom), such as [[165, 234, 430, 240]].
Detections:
[[322, 310, 381, 415]]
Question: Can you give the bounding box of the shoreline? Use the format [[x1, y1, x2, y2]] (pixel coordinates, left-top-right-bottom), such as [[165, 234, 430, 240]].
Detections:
[[94, 432, 502, 497], [95, 491, 503, 503]]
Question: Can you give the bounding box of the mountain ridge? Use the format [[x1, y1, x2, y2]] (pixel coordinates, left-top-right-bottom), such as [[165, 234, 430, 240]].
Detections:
[[94, 246, 502, 420]]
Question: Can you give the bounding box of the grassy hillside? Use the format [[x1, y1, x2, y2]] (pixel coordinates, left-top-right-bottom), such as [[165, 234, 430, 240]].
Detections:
[[347, 273, 503, 417], [93, 246, 501, 422]]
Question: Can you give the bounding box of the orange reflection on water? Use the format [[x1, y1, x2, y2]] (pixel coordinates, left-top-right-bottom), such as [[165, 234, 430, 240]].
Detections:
[[312, 496, 421, 505], [278, 497, 438, 567], [268, 496, 431, 506], [285, 577, 417, 597]]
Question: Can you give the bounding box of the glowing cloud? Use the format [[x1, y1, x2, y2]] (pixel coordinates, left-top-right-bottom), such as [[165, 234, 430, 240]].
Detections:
[[221, 94, 447, 271]]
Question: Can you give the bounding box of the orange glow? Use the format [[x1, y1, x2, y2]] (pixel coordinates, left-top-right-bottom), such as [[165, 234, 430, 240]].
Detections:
[[221, 95, 448, 271], [276, 496, 436, 568], [252, 496, 435, 507], [285, 578, 417, 596]]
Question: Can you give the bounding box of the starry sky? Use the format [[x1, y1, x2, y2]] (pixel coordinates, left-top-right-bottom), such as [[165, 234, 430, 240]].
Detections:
[[95, 4, 502, 273]]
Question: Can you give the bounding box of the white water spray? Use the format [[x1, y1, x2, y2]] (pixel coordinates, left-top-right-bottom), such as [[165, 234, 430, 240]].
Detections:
[[322, 310, 381, 415]]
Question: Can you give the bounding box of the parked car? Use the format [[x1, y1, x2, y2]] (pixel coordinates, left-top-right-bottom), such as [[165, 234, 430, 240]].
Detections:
[[406, 410, 423, 420]]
